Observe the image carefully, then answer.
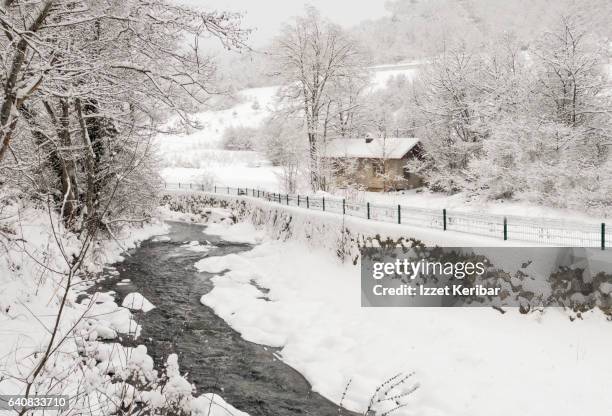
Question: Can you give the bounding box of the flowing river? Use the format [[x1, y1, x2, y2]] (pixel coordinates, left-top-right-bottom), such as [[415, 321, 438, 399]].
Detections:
[[94, 221, 355, 416]]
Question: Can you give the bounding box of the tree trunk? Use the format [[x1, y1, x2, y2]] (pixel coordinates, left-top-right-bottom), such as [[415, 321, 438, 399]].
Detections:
[[308, 132, 319, 191], [0, 1, 54, 162], [22, 106, 64, 192], [75, 99, 96, 231], [43, 100, 77, 226]]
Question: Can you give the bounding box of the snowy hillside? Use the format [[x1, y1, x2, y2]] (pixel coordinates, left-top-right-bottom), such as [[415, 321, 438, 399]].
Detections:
[[158, 86, 283, 190]]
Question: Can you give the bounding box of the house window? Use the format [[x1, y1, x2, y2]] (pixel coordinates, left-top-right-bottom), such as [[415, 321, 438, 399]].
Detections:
[[403, 167, 412, 180], [372, 160, 384, 175]]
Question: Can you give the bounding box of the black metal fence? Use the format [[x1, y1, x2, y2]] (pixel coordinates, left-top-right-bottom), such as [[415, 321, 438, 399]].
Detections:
[[165, 182, 609, 249]]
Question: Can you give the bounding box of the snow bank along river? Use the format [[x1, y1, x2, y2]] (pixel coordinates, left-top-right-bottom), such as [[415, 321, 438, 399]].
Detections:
[[94, 216, 612, 416], [93, 221, 354, 416]]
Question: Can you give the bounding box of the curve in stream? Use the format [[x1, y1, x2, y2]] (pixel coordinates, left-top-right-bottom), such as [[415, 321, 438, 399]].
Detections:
[[94, 221, 357, 416]]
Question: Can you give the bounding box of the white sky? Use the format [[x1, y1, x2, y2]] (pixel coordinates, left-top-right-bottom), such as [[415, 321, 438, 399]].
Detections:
[[177, 0, 390, 46]]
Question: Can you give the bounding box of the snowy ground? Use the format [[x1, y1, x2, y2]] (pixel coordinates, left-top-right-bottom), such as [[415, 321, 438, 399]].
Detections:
[[158, 86, 283, 191], [195, 219, 612, 416], [0, 203, 163, 411], [345, 188, 610, 224]]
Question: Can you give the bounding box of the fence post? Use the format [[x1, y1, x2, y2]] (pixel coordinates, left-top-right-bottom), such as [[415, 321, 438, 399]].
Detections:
[[306, 196, 309, 209], [322, 197, 325, 211], [214, 185, 216, 193], [178, 182, 181, 189], [503, 217, 508, 241], [367, 202, 370, 220], [189, 183, 192, 189], [342, 199, 346, 215], [443, 209, 447, 231], [298, 195, 300, 206], [398, 204, 401, 224], [164, 182, 167, 189], [602, 223, 606, 250], [227, 186, 229, 194], [286, 194, 289, 205]]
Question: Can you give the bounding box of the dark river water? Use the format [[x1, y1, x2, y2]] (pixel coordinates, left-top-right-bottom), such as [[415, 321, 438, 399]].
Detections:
[[93, 221, 356, 416]]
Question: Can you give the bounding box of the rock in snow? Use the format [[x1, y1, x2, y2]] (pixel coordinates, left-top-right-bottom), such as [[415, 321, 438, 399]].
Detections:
[[191, 393, 250, 416], [122, 292, 156, 312]]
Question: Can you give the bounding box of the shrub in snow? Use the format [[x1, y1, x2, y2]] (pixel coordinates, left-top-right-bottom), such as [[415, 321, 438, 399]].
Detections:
[[196, 169, 217, 192], [142, 354, 195, 415], [253, 116, 308, 193], [221, 126, 257, 151], [76, 340, 217, 415], [362, 373, 419, 416]]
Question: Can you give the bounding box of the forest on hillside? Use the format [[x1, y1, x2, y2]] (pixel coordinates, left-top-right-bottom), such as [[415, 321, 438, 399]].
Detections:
[[353, 0, 612, 63], [219, 0, 612, 87]]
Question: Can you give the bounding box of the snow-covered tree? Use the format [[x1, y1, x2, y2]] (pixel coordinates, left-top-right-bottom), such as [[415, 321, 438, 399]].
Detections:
[[464, 15, 612, 212], [533, 15, 605, 128], [0, 2, 247, 406], [272, 6, 366, 191], [362, 74, 419, 138], [412, 41, 487, 191], [1, 0, 246, 231], [222, 126, 257, 150], [256, 115, 307, 193]]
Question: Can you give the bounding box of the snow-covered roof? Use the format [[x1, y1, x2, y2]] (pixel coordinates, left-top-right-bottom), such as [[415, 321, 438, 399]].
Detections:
[[324, 137, 420, 159]]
